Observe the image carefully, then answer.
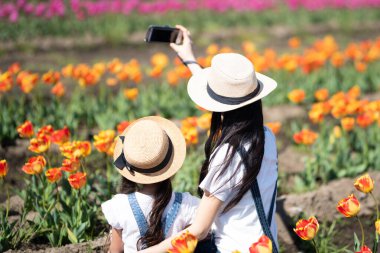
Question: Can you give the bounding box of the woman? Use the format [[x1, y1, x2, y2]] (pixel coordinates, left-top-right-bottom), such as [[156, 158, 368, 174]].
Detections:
[[140, 25, 278, 253]]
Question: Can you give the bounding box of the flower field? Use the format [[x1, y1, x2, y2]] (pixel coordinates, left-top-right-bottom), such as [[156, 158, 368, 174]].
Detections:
[[1, 1, 380, 252]]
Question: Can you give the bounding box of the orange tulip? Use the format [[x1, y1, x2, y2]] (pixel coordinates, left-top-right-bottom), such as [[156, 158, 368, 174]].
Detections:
[[68, 172, 86, 190], [355, 245, 372, 253], [61, 64, 73, 77], [167, 231, 198, 253], [51, 82, 65, 97], [375, 220, 380, 235], [206, 44, 219, 55], [242, 41, 256, 54], [29, 135, 50, 153], [288, 89, 305, 104], [181, 117, 198, 129], [117, 121, 130, 134], [330, 52, 345, 68], [249, 235, 273, 253], [37, 125, 54, 139], [17, 120, 34, 138], [265, 122, 281, 135], [293, 216, 319, 241], [354, 173, 374, 193], [149, 66, 163, 78], [124, 88, 139, 101], [22, 156, 46, 175], [93, 130, 116, 154], [45, 168, 62, 183], [42, 70, 60, 85], [293, 129, 318, 145], [8, 62, 21, 74], [151, 53, 169, 69], [60, 141, 92, 159], [50, 126, 70, 145], [197, 113, 212, 130], [61, 158, 80, 173], [314, 88, 329, 102], [355, 61, 367, 73], [337, 194, 360, 217], [106, 78, 118, 86], [357, 114, 374, 128], [288, 37, 301, 49], [181, 127, 198, 146], [107, 59, 123, 74], [308, 109, 324, 124], [341, 117, 355, 131], [347, 85, 361, 99], [0, 72, 13, 93], [0, 160, 8, 178], [167, 70, 179, 87]]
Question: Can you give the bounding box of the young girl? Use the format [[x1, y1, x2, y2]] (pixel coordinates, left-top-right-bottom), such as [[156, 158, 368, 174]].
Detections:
[[139, 26, 279, 253], [101, 116, 200, 252]]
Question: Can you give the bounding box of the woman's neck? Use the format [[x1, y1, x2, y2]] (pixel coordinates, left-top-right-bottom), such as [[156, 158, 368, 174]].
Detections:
[[139, 183, 159, 195]]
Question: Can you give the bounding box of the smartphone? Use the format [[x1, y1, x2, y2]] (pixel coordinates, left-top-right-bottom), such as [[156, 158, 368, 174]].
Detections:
[[145, 25, 183, 44]]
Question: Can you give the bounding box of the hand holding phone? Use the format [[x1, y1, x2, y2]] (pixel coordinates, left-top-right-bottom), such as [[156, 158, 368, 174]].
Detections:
[[145, 25, 183, 44]]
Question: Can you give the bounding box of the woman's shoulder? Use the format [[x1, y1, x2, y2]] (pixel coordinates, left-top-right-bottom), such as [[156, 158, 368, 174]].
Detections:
[[177, 192, 200, 205]]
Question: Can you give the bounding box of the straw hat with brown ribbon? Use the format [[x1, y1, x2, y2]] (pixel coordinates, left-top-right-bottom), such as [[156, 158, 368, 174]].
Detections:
[[113, 116, 186, 184]]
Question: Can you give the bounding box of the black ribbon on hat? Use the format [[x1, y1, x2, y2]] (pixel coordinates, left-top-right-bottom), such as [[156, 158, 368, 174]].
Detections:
[[114, 136, 173, 174], [206, 80, 262, 105]]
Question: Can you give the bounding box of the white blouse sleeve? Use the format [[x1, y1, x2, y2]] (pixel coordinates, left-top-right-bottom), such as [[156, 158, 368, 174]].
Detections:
[[101, 194, 125, 230], [199, 144, 243, 202], [181, 193, 200, 225]]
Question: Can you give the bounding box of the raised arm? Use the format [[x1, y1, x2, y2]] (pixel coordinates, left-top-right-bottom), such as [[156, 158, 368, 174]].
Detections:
[[170, 25, 202, 75], [138, 192, 223, 253]]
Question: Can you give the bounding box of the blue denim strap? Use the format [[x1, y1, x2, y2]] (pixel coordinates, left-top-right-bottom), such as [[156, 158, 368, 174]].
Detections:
[[163, 192, 183, 237], [127, 193, 149, 237], [237, 146, 279, 253]]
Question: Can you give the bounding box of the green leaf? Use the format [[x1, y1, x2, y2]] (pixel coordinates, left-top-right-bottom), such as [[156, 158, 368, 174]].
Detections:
[[354, 232, 360, 251], [67, 227, 78, 244]]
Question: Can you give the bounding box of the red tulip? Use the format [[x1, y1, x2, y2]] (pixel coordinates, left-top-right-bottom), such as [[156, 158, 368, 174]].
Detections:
[[293, 216, 319, 240], [68, 172, 86, 189], [249, 235, 273, 253], [45, 168, 62, 183], [17, 120, 34, 138], [337, 194, 360, 217], [355, 245, 372, 253], [0, 160, 8, 178]]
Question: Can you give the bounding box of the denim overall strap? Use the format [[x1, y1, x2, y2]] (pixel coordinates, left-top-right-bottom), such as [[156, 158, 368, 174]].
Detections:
[[163, 192, 183, 237], [127, 193, 149, 237], [268, 180, 277, 227], [237, 146, 279, 253]]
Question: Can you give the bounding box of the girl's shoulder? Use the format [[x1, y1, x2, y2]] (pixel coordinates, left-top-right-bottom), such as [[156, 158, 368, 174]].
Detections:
[[174, 192, 200, 207]]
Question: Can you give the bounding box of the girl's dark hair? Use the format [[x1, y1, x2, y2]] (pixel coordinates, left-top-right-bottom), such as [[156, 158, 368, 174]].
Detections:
[[198, 100, 265, 213], [120, 177, 172, 250]]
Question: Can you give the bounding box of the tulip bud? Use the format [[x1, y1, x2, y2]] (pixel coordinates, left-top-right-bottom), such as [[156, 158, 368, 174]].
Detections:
[[0, 160, 8, 178], [293, 216, 319, 240], [336, 194, 360, 218], [354, 173, 374, 193], [249, 235, 273, 253], [355, 245, 372, 253], [376, 220, 380, 235]]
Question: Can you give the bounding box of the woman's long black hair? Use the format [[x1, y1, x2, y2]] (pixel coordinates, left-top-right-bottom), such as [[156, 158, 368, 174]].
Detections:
[[120, 177, 172, 250], [198, 100, 265, 213]]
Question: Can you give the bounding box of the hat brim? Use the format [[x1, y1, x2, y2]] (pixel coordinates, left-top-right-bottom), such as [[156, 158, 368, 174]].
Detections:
[[113, 116, 186, 184], [187, 68, 277, 112]]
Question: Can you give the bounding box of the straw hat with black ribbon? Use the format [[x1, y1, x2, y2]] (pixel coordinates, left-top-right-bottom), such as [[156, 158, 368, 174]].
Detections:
[[187, 53, 277, 112], [113, 116, 186, 184]]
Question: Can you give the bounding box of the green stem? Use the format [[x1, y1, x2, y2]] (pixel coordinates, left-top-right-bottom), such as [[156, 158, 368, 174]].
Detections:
[[356, 216, 365, 247], [370, 192, 379, 220], [312, 239, 319, 253], [80, 158, 87, 174], [55, 182, 60, 208]]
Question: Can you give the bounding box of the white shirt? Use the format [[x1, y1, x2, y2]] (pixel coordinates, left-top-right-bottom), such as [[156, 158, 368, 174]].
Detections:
[[101, 192, 200, 252], [199, 127, 278, 253]]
